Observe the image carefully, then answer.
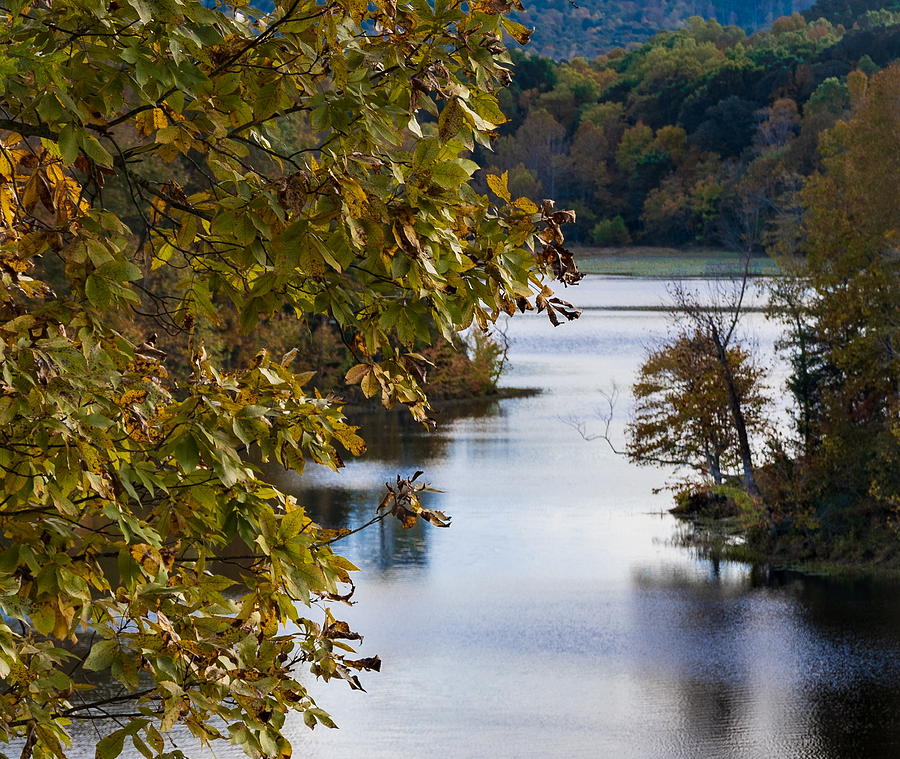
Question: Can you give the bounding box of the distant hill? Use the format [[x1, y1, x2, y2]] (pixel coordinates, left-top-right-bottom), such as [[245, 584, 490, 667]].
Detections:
[[514, 0, 818, 59], [242, 0, 894, 61], [477, 0, 900, 246]]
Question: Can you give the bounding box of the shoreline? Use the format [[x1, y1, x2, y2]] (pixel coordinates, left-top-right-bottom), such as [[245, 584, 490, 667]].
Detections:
[[573, 245, 781, 278], [672, 512, 900, 580]]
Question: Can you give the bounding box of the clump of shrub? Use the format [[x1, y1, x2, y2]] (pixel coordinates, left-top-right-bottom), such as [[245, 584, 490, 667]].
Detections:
[[670, 485, 741, 519], [420, 330, 507, 399], [590, 215, 631, 246]]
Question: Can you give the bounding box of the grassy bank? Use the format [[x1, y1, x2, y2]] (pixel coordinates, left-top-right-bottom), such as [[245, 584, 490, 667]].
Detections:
[[574, 246, 780, 278], [671, 509, 900, 579]]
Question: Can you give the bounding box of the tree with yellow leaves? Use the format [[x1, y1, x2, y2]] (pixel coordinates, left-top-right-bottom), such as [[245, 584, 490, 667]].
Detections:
[[0, 0, 578, 756]]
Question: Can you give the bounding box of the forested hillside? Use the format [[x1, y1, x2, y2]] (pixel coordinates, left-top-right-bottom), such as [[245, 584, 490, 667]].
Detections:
[[515, 0, 816, 58], [478, 0, 900, 249]]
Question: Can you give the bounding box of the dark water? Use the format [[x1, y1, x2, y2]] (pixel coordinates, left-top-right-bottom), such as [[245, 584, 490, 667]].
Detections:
[[62, 276, 900, 758]]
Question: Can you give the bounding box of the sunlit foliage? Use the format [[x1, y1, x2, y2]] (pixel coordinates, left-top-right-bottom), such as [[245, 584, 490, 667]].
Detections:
[[0, 0, 579, 756]]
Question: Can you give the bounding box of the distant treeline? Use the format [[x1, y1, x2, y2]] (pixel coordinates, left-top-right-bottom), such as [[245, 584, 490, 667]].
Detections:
[[477, 0, 900, 249], [514, 0, 817, 59]]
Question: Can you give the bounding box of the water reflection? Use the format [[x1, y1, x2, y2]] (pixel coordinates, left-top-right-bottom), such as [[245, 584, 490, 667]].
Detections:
[[627, 558, 900, 758], [264, 401, 506, 571]]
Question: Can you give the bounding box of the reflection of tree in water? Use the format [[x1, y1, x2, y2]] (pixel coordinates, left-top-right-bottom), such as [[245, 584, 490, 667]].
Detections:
[[349, 399, 503, 464], [758, 569, 900, 634], [759, 569, 900, 757], [302, 485, 431, 571], [627, 562, 762, 755], [265, 399, 503, 571], [630, 558, 900, 757]]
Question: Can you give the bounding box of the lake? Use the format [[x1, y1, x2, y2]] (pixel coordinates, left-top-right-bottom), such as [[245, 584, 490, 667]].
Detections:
[[64, 275, 900, 758], [282, 275, 900, 759]]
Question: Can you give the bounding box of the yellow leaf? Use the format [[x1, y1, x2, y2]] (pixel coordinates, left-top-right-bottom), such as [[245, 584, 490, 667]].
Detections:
[[135, 108, 168, 136], [0, 188, 15, 227], [21, 174, 42, 212], [346, 0, 366, 20], [152, 107, 168, 129], [360, 371, 379, 398], [344, 363, 369, 385], [334, 425, 366, 456], [341, 178, 368, 218], [486, 172, 511, 202], [501, 16, 533, 45], [330, 554, 360, 573], [176, 214, 198, 250], [399, 222, 422, 253], [131, 543, 162, 575], [513, 196, 539, 214], [135, 112, 153, 137], [0, 153, 14, 178], [45, 161, 65, 186], [151, 242, 175, 270], [53, 596, 76, 640]]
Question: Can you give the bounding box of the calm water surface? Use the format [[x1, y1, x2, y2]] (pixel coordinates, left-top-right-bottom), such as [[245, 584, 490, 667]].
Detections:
[[285, 276, 900, 759], [71, 276, 900, 758]]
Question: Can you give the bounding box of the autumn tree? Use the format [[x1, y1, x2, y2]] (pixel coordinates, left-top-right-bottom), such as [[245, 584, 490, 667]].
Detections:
[[615, 122, 655, 173], [667, 278, 766, 496], [753, 98, 800, 151], [0, 0, 580, 757], [784, 62, 900, 512], [627, 329, 769, 485], [493, 108, 568, 197]]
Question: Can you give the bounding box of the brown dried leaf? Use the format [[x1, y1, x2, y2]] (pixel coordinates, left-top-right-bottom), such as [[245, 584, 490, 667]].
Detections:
[[344, 363, 370, 385], [325, 620, 363, 642], [550, 210, 577, 225], [334, 663, 366, 691], [344, 656, 382, 672]]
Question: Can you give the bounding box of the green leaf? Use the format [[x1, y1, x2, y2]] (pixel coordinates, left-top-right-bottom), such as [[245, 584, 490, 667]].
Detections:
[[81, 135, 114, 167], [437, 98, 466, 142], [96, 729, 126, 759], [58, 125, 80, 164], [173, 434, 200, 473], [431, 161, 471, 189], [97, 260, 142, 282], [82, 413, 114, 429], [412, 138, 441, 171], [130, 734, 154, 759], [83, 640, 117, 671], [31, 606, 55, 637], [254, 82, 281, 121], [127, 0, 153, 24], [85, 274, 112, 309]]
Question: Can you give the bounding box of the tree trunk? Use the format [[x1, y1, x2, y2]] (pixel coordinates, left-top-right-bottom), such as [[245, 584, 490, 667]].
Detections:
[[711, 328, 761, 497], [704, 445, 723, 485]]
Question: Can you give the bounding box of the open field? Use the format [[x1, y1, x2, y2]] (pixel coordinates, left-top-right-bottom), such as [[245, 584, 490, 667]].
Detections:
[[574, 246, 781, 278]]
